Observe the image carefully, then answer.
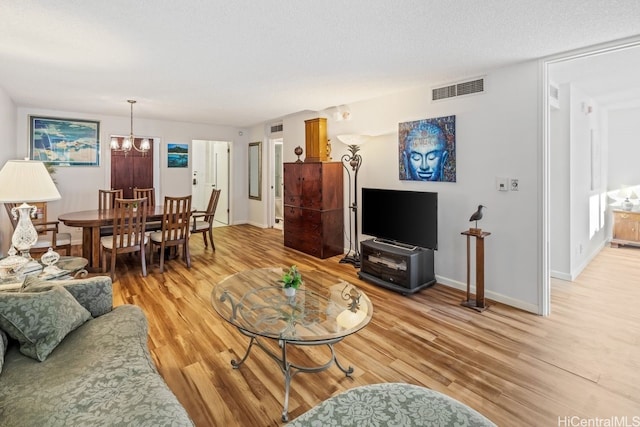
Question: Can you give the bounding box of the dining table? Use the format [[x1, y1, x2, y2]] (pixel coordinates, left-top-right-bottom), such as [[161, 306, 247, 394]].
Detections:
[[58, 206, 166, 272]]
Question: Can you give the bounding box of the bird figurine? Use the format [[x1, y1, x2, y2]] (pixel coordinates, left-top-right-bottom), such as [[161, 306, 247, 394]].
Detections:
[[469, 205, 486, 232]]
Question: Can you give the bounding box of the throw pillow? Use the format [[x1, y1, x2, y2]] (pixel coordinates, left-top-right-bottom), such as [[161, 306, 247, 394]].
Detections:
[[0, 286, 91, 361]]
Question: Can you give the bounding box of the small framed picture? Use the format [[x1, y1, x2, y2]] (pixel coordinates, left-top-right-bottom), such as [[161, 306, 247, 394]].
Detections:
[[168, 143, 189, 168], [29, 116, 100, 166]]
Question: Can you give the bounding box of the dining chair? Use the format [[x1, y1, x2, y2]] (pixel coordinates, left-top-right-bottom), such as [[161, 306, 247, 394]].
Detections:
[[133, 187, 156, 207], [100, 197, 148, 280], [149, 195, 192, 273], [191, 188, 221, 249], [4, 202, 72, 256], [98, 189, 123, 210], [134, 187, 162, 231]]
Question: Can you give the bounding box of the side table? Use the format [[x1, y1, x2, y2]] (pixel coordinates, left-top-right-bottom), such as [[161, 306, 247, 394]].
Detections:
[[461, 229, 491, 312], [0, 256, 89, 291]]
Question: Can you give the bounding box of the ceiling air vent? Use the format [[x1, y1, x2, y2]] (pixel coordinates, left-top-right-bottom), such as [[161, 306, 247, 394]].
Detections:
[[432, 77, 485, 101], [270, 123, 283, 133]]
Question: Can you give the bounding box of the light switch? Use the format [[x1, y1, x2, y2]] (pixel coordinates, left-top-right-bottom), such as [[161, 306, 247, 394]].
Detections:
[[496, 177, 509, 192]]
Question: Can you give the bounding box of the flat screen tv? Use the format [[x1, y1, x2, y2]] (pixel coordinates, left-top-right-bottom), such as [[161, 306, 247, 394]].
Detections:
[[361, 188, 437, 250]]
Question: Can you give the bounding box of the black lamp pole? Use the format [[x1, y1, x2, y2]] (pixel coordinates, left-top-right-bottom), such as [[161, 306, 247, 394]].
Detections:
[[340, 144, 362, 267]]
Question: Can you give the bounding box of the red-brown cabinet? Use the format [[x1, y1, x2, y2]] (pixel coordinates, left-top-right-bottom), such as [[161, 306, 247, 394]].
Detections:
[[283, 162, 343, 258]]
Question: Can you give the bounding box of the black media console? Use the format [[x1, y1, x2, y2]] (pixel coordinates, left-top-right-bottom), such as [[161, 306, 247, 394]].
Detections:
[[358, 239, 436, 295]]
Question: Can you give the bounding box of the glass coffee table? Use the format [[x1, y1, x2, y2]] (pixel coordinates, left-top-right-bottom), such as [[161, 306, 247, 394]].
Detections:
[[211, 267, 373, 422]]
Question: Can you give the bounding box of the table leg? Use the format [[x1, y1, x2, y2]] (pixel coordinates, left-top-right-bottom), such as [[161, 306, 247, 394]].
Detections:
[[466, 235, 471, 302], [231, 329, 353, 422], [476, 236, 485, 309], [81, 226, 102, 272]]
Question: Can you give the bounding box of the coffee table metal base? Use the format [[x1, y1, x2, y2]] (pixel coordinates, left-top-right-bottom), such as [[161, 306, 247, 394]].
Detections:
[[232, 328, 354, 422]]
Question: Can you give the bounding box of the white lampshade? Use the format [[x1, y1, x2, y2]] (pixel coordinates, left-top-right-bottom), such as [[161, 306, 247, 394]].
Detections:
[[336, 134, 371, 146], [0, 160, 61, 202]]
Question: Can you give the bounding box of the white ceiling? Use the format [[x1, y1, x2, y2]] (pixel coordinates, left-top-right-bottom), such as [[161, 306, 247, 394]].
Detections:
[[1, 0, 640, 127]]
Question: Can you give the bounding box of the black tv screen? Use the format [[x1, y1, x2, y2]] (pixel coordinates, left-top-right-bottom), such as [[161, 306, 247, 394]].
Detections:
[[361, 188, 437, 250]]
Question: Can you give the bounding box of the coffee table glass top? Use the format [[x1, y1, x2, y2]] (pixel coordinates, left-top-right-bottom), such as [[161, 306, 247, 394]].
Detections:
[[211, 267, 373, 342]]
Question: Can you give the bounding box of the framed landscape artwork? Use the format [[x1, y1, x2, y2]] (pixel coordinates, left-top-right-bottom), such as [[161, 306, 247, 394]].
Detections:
[[168, 143, 189, 168], [29, 116, 100, 166]]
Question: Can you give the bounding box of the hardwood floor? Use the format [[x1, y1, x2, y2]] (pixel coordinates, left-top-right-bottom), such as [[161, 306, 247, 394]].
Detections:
[[94, 225, 640, 426]]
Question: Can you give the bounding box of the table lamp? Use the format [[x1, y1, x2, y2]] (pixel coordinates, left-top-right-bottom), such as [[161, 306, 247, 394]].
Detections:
[[0, 159, 61, 258]]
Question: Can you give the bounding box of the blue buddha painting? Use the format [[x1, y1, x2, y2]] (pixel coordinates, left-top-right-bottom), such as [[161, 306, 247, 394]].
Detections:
[[399, 115, 456, 182]]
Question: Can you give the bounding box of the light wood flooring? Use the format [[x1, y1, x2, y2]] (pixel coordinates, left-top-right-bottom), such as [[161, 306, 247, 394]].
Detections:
[[89, 225, 640, 426]]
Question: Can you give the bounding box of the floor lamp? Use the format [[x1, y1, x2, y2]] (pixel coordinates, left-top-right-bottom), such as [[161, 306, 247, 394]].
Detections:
[[0, 160, 61, 258], [337, 135, 370, 268]]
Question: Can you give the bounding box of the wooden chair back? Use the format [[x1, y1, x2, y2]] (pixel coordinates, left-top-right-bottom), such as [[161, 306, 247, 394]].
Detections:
[[5, 202, 47, 231], [133, 187, 156, 207], [149, 195, 192, 272], [3, 202, 71, 255], [111, 197, 148, 249], [160, 195, 192, 242], [191, 189, 221, 249], [99, 189, 123, 210], [101, 197, 148, 279], [203, 189, 221, 225]]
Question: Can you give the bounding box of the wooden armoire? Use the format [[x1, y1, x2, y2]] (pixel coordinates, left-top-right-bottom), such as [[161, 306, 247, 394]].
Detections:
[[283, 162, 343, 258]]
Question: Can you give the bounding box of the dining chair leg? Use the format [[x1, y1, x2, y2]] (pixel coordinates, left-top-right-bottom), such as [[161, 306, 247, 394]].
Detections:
[[102, 250, 108, 274], [202, 233, 208, 248], [110, 251, 117, 281], [140, 246, 147, 277], [159, 243, 165, 273], [184, 241, 191, 268], [208, 229, 215, 250]]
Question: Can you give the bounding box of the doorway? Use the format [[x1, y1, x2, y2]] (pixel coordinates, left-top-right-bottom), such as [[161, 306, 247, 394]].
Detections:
[[192, 140, 230, 225], [270, 138, 283, 229], [542, 38, 640, 315], [110, 136, 156, 198]]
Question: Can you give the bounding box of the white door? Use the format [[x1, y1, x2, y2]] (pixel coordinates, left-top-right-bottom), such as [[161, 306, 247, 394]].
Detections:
[[192, 139, 230, 225], [269, 138, 284, 229], [213, 141, 229, 225]]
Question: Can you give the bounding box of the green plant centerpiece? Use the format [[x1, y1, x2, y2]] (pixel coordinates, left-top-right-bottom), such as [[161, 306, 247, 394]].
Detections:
[[281, 265, 302, 296]]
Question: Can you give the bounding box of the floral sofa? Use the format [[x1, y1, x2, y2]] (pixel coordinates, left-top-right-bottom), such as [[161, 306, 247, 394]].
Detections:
[[0, 276, 193, 426], [289, 382, 496, 427]]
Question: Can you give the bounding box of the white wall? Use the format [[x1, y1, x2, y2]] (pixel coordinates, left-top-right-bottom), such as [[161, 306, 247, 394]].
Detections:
[[0, 87, 16, 254], [251, 60, 543, 312], [5, 106, 248, 251], [608, 107, 640, 189], [550, 84, 571, 278], [568, 86, 608, 278]]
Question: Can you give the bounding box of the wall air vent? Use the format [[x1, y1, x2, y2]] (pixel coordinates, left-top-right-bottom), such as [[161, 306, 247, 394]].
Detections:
[[432, 77, 485, 101], [270, 123, 283, 133], [432, 85, 457, 101]]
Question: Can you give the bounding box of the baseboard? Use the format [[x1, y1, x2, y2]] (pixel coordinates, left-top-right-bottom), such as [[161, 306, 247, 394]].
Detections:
[[435, 275, 540, 315], [570, 240, 606, 280], [550, 270, 572, 281]]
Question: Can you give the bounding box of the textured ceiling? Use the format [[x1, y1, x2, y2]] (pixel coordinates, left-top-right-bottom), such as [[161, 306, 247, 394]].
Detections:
[[1, 0, 639, 127]]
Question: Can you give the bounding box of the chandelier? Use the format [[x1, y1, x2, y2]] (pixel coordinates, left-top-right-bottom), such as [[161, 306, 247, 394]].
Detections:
[[109, 100, 150, 155]]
